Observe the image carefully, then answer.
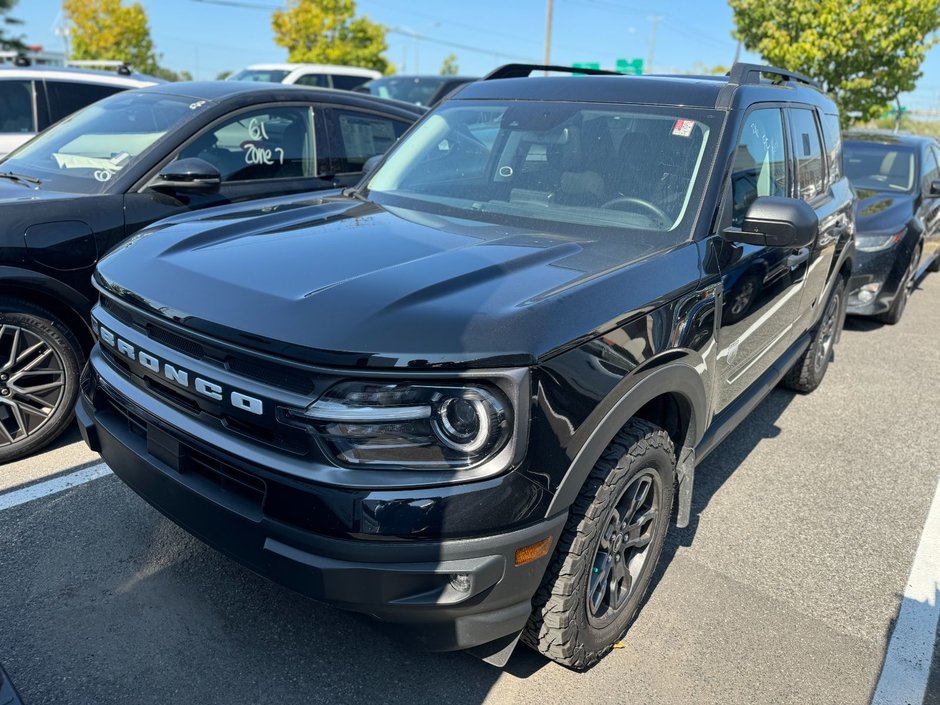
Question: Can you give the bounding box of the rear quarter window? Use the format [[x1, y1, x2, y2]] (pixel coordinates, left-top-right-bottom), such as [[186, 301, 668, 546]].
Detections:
[[819, 113, 843, 186]]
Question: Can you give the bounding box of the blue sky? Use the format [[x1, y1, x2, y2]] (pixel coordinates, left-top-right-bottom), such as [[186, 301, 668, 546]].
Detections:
[[15, 0, 940, 112]]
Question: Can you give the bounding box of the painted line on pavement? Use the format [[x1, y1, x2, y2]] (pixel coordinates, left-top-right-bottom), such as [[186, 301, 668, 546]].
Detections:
[[0, 463, 112, 512], [871, 474, 940, 705]]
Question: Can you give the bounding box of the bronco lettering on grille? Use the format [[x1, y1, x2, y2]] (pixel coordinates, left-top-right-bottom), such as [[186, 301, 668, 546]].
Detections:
[[98, 324, 264, 415]]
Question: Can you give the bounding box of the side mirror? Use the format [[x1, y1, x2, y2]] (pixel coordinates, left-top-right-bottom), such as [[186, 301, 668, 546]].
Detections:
[[722, 196, 818, 248], [362, 154, 383, 179], [150, 157, 221, 192], [929, 179, 940, 196]]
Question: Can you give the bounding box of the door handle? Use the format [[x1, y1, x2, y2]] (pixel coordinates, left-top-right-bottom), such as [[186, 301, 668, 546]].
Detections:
[[787, 247, 811, 268]]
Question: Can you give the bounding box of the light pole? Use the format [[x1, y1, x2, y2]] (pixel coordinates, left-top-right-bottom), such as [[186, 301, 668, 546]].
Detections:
[[396, 22, 440, 74]]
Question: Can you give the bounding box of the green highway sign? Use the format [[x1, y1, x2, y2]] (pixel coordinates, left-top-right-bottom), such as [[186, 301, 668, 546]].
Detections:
[[616, 58, 644, 75]]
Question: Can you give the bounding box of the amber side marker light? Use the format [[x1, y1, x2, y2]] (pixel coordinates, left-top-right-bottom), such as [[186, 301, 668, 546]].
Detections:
[[515, 536, 553, 566]]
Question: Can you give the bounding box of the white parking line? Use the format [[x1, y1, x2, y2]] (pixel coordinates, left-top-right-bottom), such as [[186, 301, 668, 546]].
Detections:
[[871, 475, 940, 705], [0, 463, 112, 512]]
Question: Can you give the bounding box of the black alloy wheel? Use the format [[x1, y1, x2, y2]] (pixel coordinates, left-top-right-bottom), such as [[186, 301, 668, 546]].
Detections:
[[781, 277, 845, 393], [523, 419, 675, 670], [0, 300, 83, 463], [586, 469, 661, 625]]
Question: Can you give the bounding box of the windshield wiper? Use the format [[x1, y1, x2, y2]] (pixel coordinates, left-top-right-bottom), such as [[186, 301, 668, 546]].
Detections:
[[342, 186, 369, 202], [0, 171, 41, 186]]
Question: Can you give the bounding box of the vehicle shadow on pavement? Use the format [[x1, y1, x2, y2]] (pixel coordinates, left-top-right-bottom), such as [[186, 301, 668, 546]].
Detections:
[[647, 387, 797, 596]]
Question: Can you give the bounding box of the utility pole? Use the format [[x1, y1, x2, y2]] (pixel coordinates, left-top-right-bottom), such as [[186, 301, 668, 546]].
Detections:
[[647, 15, 662, 74], [544, 0, 553, 74]]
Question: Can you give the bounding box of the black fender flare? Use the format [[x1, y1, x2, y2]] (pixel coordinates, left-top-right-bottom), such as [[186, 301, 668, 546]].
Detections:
[[545, 358, 708, 522]]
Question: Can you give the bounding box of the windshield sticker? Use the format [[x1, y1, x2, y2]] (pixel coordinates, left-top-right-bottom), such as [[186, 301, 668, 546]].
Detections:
[[672, 119, 696, 138]]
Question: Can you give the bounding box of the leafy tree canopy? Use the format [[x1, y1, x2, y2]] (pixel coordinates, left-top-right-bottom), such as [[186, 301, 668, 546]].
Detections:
[[272, 0, 391, 74], [729, 0, 940, 121], [0, 0, 25, 52], [440, 53, 459, 76], [64, 0, 159, 74]]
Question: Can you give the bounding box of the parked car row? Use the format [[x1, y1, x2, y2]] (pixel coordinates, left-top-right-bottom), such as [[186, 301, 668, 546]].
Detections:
[[2, 61, 937, 674]]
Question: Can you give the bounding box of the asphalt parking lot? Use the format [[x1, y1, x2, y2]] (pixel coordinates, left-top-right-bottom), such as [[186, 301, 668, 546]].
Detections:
[[1, 274, 939, 705]]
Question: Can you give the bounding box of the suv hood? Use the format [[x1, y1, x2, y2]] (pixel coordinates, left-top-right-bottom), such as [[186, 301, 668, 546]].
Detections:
[[95, 197, 699, 368], [854, 188, 915, 234]]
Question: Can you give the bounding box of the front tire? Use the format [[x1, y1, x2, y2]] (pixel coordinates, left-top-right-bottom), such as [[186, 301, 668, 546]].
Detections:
[[781, 277, 844, 394], [0, 299, 83, 464], [878, 245, 921, 325], [522, 419, 675, 670]]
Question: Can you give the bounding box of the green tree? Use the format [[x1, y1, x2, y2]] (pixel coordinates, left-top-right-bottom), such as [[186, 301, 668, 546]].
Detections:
[[0, 0, 25, 52], [216, 69, 233, 80], [440, 53, 459, 76], [63, 0, 158, 74], [271, 0, 391, 74], [729, 0, 940, 121]]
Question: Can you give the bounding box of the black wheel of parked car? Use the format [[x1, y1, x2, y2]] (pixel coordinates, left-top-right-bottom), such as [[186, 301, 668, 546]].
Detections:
[[879, 245, 921, 326], [781, 277, 844, 393], [929, 251, 940, 273], [0, 300, 83, 463], [522, 419, 675, 670]]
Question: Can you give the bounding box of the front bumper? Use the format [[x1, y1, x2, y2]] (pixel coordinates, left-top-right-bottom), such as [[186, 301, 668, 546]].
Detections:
[[77, 356, 564, 653], [846, 244, 912, 316]]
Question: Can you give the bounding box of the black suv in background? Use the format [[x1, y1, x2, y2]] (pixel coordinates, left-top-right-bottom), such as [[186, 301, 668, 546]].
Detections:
[[78, 64, 854, 669], [843, 131, 940, 323], [0, 82, 422, 462]]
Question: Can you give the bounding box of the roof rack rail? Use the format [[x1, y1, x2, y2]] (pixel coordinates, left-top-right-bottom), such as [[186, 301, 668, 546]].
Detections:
[[67, 59, 132, 76], [484, 63, 624, 80], [727, 62, 819, 89]]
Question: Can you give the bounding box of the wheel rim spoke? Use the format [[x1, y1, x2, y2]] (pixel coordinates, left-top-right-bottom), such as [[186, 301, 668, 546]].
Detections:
[[586, 468, 663, 624], [0, 324, 66, 447]]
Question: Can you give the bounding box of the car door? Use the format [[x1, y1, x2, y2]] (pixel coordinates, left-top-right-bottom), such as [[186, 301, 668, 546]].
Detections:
[[711, 106, 810, 412], [923, 145, 940, 265], [122, 102, 331, 239], [324, 106, 413, 189], [788, 107, 846, 324]]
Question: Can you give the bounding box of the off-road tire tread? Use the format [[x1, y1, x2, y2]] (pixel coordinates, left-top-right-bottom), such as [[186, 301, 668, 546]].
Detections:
[[521, 419, 674, 670], [0, 298, 84, 463], [781, 278, 844, 393]]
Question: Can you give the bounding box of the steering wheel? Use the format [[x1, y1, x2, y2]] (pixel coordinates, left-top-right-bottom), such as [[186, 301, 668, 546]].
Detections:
[[600, 196, 670, 226]]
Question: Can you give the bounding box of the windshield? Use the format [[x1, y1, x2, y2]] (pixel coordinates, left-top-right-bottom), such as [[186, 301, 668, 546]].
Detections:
[[363, 77, 447, 106], [2, 90, 196, 194], [844, 141, 916, 192], [365, 100, 719, 239], [229, 69, 290, 83]]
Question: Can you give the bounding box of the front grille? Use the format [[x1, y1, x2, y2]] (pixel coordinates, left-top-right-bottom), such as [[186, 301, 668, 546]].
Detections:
[[186, 448, 266, 508], [100, 295, 317, 396], [146, 324, 206, 360]]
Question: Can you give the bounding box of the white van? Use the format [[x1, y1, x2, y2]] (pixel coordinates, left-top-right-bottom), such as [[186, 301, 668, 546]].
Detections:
[[0, 65, 159, 159], [227, 63, 381, 90]]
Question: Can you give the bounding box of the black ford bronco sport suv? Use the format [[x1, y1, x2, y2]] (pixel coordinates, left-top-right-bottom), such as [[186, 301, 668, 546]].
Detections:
[[78, 64, 854, 669]]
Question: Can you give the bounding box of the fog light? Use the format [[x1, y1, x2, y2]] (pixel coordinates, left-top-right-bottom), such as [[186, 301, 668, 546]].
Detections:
[[449, 573, 473, 592], [856, 282, 882, 303]]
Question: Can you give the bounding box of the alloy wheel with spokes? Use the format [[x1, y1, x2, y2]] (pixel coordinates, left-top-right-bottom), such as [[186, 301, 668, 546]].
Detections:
[[813, 288, 840, 375], [587, 468, 661, 625], [0, 300, 83, 463], [0, 324, 67, 446]]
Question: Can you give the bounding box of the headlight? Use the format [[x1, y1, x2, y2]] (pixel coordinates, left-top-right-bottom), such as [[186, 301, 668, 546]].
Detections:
[[283, 380, 514, 470], [855, 229, 905, 252]]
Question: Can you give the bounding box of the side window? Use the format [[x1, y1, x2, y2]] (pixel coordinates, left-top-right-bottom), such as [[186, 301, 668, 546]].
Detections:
[[46, 81, 123, 124], [921, 147, 939, 193], [730, 108, 787, 227], [177, 106, 319, 182], [330, 74, 369, 91], [294, 74, 329, 88], [819, 113, 843, 185], [330, 109, 410, 173], [789, 108, 825, 201], [0, 80, 35, 133]]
